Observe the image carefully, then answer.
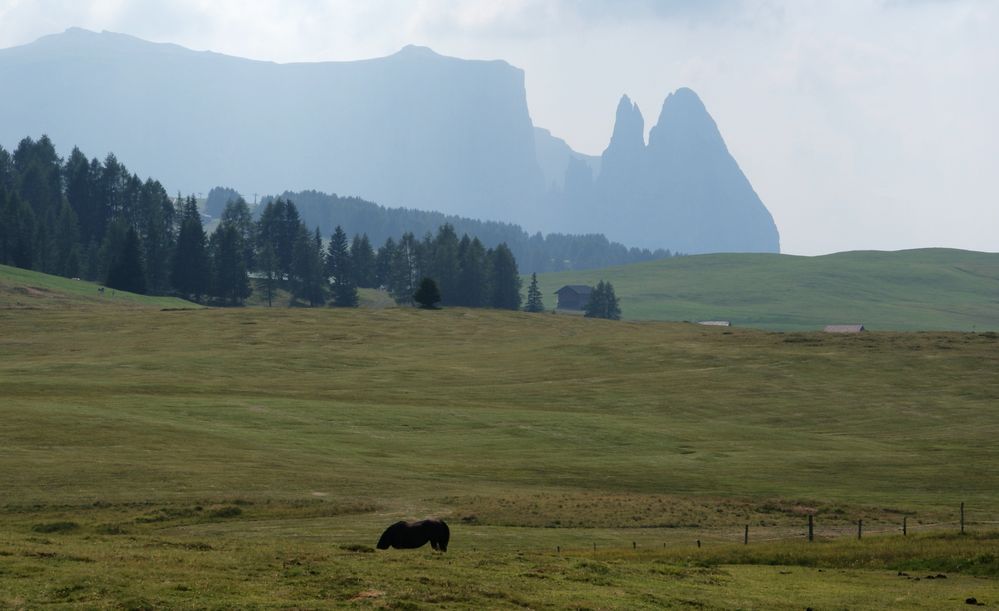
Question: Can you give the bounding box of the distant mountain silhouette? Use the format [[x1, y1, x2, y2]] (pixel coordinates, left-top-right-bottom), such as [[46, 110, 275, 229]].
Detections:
[[582, 89, 780, 253], [0, 29, 779, 254]]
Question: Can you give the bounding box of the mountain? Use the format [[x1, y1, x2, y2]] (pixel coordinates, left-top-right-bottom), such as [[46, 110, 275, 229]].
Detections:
[[571, 89, 780, 253], [0, 29, 780, 254], [0, 28, 542, 223]]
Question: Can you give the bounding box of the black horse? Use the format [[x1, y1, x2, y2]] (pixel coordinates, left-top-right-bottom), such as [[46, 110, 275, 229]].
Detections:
[[376, 519, 449, 552]]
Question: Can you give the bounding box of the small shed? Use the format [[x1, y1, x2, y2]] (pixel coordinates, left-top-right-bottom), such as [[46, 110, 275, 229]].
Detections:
[[824, 324, 865, 333], [554, 285, 593, 310], [698, 320, 731, 327]]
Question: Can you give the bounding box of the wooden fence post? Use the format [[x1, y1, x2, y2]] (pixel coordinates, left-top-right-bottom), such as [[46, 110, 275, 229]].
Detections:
[[808, 514, 814, 542], [744, 524, 749, 545], [632, 541, 636, 550], [857, 519, 863, 540], [961, 502, 965, 534], [903, 516, 907, 536], [696, 539, 701, 548]]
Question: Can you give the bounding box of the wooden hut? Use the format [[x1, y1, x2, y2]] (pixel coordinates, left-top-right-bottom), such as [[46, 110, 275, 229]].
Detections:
[[554, 285, 593, 310]]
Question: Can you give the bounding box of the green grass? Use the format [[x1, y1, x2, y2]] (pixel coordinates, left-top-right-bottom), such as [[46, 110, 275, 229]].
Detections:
[[536, 248, 999, 331], [0, 263, 200, 310], [3, 301, 999, 607]]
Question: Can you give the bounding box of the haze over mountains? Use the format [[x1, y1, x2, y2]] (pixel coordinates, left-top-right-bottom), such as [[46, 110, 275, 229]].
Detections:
[[0, 28, 779, 254]]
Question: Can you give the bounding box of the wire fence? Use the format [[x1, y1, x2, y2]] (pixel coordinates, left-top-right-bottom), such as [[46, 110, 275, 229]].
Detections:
[[549, 503, 999, 553]]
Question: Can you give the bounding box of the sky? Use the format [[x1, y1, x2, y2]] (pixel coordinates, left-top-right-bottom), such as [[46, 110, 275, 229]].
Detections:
[[0, 0, 995, 255]]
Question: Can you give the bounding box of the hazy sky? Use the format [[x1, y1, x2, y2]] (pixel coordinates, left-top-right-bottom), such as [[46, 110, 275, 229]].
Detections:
[[0, 0, 995, 255]]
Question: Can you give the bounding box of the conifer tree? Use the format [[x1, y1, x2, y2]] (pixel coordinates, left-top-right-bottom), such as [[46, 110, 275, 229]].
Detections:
[[326, 225, 358, 307], [456, 235, 487, 307], [171, 196, 209, 301], [413, 277, 441, 309], [375, 236, 396, 288], [209, 222, 251, 306], [257, 241, 279, 307], [584, 280, 621, 320], [54, 200, 81, 278], [106, 226, 147, 294], [524, 272, 545, 313], [292, 226, 326, 306], [490, 242, 521, 310], [351, 233, 377, 288]]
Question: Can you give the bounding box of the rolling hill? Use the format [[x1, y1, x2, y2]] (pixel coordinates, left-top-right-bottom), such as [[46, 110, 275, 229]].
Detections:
[[0, 264, 200, 310], [536, 248, 999, 331]]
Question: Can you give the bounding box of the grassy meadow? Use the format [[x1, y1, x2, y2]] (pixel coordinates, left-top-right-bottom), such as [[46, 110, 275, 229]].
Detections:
[[3, 267, 999, 607], [536, 248, 999, 331]]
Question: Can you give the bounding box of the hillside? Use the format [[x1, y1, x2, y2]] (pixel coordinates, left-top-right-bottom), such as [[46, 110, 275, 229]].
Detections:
[[0, 264, 200, 309], [538, 248, 999, 331], [2, 306, 998, 606]]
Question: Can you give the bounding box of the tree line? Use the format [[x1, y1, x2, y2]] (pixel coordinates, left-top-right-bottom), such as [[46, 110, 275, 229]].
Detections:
[[212, 188, 678, 274], [0, 136, 529, 310]]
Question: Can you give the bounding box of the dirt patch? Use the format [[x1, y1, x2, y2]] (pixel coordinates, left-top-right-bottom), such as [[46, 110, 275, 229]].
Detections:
[[350, 589, 384, 601]]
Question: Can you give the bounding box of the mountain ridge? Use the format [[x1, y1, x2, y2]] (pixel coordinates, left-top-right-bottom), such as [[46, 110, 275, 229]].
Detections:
[[1, 28, 780, 254]]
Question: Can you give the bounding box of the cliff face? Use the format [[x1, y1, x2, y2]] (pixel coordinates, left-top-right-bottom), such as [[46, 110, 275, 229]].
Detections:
[[0, 30, 779, 253], [577, 89, 779, 253], [0, 29, 543, 221]]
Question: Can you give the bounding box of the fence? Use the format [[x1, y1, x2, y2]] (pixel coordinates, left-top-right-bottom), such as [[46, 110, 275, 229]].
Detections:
[[549, 502, 999, 553]]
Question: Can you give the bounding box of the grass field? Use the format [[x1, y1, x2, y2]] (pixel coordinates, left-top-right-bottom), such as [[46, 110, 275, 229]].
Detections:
[[536, 248, 999, 331], [3, 269, 999, 607], [0, 264, 199, 310]]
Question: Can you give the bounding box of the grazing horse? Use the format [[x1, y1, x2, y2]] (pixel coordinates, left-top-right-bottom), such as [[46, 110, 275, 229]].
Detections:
[[376, 519, 450, 552]]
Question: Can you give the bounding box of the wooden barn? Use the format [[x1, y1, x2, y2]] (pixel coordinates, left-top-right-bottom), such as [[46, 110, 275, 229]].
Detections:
[[554, 285, 593, 310], [823, 324, 866, 333]]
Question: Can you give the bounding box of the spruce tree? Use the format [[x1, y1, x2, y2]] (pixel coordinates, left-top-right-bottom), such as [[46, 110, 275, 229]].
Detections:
[[257, 241, 279, 307], [456, 235, 487, 307], [171, 196, 210, 301], [413, 277, 441, 309], [490, 242, 521, 310], [210, 223, 251, 306], [584, 280, 621, 320], [351, 233, 377, 288], [106, 226, 147, 294], [326, 225, 357, 307], [524, 272, 545, 312], [375, 236, 396, 288], [54, 200, 81, 278], [292, 227, 326, 307]]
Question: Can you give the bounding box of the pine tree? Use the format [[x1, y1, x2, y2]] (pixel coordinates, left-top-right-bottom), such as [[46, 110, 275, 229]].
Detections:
[[171, 196, 210, 301], [292, 226, 326, 307], [375, 236, 396, 288], [456, 235, 487, 307], [430, 224, 460, 305], [54, 200, 81, 278], [490, 242, 521, 310], [584, 280, 621, 320], [413, 277, 441, 309], [106, 226, 147, 294], [257, 241, 279, 307], [209, 223, 251, 306], [2, 192, 36, 269], [326, 225, 357, 307], [524, 273, 545, 312], [351, 233, 377, 288], [221, 197, 255, 270]]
